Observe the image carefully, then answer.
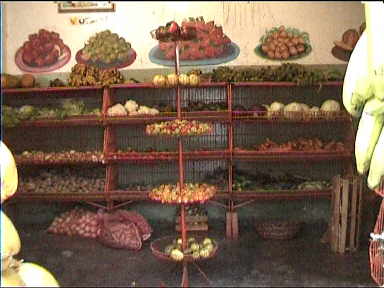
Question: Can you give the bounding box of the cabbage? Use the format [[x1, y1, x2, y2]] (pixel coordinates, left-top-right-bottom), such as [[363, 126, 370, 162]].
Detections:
[[284, 102, 303, 120], [269, 102, 285, 112], [320, 100, 340, 112]]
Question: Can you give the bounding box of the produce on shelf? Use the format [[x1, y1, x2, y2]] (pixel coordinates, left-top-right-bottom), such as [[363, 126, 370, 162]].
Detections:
[[146, 120, 213, 136], [2, 101, 101, 127], [108, 100, 159, 117], [149, 183, 217, 204], [49, 78, 66, 87], [1, 142, 19, 203], [231, 169, 331, 192], [68, 64, 124, 87], [152, 73, 201, 87], [16, 150, 104, 164], [107, 104, 128, 116], [164, 237, 216, 261], [247, 137, 346, 152], [79, 30, 132, 66], [259, 25, 310, 60], [155, 17, 231, 60], [176, 205, 208, 217], [18, 167, 105, 194], [207, 63, 344, 85]]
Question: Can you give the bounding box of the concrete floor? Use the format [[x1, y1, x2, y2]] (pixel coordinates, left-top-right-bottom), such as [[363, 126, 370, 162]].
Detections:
[[7, 212, 377, 288]]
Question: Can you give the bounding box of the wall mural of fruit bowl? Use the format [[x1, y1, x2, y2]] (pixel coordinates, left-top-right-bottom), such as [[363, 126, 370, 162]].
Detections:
[[149, 17, 240, 67], [75, 30, 136, 70], [15, 29, 71, 73], [255, 26, 312, 61]]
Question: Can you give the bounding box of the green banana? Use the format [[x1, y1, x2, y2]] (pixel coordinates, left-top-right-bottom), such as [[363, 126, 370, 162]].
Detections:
[[367, 126, 384, 190], [343, 31, 369, 118], [364, 97, 384, 116], [355, 99, 384, 175]]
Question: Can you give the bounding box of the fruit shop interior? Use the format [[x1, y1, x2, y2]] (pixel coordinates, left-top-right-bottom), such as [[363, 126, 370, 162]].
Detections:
[[1, 1, 383, 287]]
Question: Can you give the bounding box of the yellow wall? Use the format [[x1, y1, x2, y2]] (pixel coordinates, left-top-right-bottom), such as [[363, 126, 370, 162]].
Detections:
[[2, 1, 364, 74]]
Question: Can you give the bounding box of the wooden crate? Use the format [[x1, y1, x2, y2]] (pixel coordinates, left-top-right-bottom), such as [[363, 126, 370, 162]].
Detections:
[[330, 175, 364, 254], [175, 215, 208, 232]]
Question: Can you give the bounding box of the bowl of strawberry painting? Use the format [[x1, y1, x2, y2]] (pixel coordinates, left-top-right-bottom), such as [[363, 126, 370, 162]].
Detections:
[[15, 29, 71, 73], [149, 17, 240, 67]]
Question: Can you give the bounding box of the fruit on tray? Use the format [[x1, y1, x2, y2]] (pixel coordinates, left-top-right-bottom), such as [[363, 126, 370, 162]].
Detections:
[[146, 120, 212, 136], [156, 17, 231, 61], [68, 63, 124, 87], [164, 237, 215, 261], [259, 26, 310, 60], [149, 183, 217, 204], [152, 73, 201, 87], [79, 30, 132, 65], [21, 29, 67, 67]]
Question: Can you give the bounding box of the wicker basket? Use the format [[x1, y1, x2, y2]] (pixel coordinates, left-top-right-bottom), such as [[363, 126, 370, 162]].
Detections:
[[255, 220, 302, 240]]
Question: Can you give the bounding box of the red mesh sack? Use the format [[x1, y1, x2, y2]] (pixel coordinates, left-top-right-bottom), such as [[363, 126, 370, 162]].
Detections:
[[98, 211, 142, 250], [112, 210, 153, 241]]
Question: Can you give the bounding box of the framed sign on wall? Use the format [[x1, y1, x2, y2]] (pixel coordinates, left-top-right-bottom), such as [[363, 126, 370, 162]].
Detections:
[[57, 1, 115, 13]]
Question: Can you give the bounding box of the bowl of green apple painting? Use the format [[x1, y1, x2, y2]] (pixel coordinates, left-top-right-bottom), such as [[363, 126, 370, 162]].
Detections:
[[255, 25, 312, 61]]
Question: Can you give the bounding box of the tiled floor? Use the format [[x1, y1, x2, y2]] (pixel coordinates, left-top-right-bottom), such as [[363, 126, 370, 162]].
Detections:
[[9, 214, 377, 287]]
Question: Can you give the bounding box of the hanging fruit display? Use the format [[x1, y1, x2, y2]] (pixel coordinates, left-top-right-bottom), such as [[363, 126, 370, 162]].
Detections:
[[148, 183, 217, 204], [146, 120, 212, 136]]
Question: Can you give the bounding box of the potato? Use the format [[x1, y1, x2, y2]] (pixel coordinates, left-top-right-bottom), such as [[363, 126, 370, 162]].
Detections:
[[272, 32, 279, 39], [280, 44, 288, 52], [268, 43, 276, 51], [287, 40, 294, 47], [287, 32, 293, 39], [275, 51, 282, 59], [278, 25, 286, 32]]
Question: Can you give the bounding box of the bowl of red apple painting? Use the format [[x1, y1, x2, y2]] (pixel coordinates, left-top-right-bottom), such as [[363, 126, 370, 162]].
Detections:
[[15, 29, 71, 73], [76, 30, 136, 70]]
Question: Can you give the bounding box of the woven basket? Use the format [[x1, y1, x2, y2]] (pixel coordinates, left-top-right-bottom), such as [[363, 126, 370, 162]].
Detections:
[[255, 220, 302, 240]]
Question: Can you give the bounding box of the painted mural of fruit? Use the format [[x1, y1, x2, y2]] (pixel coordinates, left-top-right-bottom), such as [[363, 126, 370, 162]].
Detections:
[[20, 29, 66, 67], [157, 17, 231, 61]]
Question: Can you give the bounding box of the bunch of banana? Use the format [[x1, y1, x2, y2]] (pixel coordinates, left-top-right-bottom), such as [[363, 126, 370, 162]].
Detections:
[[343, 14, 384, 191]]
